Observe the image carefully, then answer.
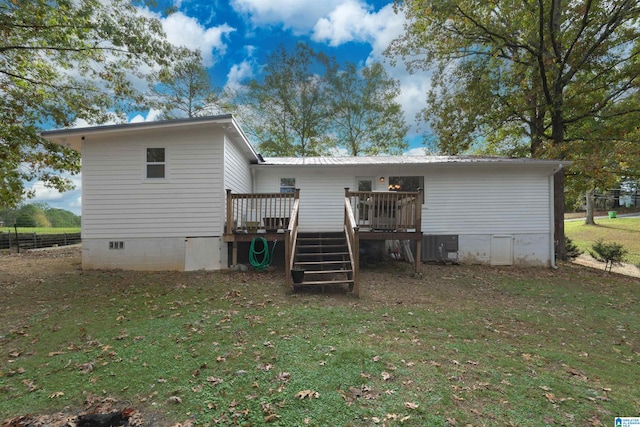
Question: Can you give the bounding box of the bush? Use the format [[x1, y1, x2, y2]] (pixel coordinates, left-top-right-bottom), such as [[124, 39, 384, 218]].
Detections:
[[565, 237, 583, 261], [589, 240, 628, 272]]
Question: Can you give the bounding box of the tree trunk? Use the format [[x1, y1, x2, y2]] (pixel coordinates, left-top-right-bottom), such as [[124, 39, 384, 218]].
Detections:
[[585, 189, 596, 225]]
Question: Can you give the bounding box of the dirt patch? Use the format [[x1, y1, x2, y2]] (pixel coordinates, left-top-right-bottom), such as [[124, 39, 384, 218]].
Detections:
[[0, 394, 172, 427]]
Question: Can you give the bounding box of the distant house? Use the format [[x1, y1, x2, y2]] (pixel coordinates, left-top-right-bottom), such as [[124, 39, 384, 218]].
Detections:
[[43, 115, 568, 293]]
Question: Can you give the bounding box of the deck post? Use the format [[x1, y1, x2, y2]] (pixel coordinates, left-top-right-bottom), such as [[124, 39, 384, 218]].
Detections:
[[232, 241, 238, 266], [226, 189, 233, 235], [414, 188, 423, 273], [285, 230, 292, 288], [353, 227, 360, 297]]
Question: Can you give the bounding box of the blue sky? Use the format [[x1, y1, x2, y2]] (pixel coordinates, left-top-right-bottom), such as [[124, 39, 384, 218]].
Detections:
[[31, 0, 432, 215]]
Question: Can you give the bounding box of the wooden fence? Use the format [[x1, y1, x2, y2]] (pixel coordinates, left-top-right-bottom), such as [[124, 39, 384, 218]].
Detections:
[[0, 230, 81, 252]]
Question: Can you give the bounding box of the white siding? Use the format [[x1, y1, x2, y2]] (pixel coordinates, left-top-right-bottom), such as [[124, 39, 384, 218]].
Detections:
[[81, 127, 224, 239], [255, 164, 551, 234], [422, 168, 550, 235], [254, 167, 355, 231], [254, 163, 554, 266], [224, 135, 252, 193]]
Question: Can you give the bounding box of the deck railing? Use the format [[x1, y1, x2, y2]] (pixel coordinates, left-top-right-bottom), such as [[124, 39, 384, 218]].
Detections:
[[226, 189, 300, 235], [346, 189, 423, 232], [285, 197, 300, 288], [344, 189, 360, 297]]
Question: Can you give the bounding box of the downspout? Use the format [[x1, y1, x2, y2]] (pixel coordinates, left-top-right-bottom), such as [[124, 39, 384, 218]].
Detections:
[[550, 163, 563, 268], [251, 166, 256, 193]]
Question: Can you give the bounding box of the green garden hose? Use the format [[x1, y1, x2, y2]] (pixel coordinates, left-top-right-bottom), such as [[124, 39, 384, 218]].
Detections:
[[249, 237, 276, 270]]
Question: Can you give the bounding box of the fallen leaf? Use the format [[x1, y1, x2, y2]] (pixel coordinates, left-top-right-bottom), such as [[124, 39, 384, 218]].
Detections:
[[49, 391, 64, 398], [381, 371, 394, 381], [264, 414, 280, 423], [564, 365, 588, 380], [295, 390, 319, 399], [544, 392, 556, 403], [167, 396, 182, 404], [275, 372, 290, 382], [207, 376, 224, 385], [404, 401, 419, 409]]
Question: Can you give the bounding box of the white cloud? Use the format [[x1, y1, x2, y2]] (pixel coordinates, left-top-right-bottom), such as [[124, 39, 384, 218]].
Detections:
[[403, 147, 430, 156], [130, 108, 163, 123], [309, 2, 431, 141], [226, 60, 256, 91], [28, 174, 82, 203], [312, 2, 402, 51], [72, 112, 122, 129], [70, 196, 82, 210], [231, 0, 344, 33], [160, 12, 235, 66], [312, 0, 376, 46]]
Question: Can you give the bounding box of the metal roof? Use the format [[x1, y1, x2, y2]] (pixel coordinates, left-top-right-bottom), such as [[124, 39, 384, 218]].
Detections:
[[261, 155, 569, 167]]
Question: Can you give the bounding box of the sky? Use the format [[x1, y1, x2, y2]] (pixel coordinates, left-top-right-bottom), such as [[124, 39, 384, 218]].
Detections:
[[28, 0, 432, 215]]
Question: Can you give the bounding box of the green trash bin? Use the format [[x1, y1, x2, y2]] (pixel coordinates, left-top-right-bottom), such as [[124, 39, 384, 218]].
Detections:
[[608, 211, 617, 218]]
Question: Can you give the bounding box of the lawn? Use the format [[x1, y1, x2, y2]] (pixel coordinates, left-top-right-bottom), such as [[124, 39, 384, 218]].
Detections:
[[1, 248, 639, 426], [565, 217, 640, 266]]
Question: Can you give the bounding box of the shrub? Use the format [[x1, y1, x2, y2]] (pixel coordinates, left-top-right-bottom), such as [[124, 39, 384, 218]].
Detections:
[[565, 237, 583, 261], [589, 240, 628, 272]]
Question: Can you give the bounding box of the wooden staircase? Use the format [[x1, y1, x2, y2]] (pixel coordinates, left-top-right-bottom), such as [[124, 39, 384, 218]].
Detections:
[[292, 231, 355, 292]]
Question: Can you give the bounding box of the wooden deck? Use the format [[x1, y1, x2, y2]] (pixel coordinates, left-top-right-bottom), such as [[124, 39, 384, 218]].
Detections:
[[224, 188, 423, 296]]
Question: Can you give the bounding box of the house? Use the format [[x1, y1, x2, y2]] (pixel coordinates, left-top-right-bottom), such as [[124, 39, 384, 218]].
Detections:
[[43, 114, 568, 294]]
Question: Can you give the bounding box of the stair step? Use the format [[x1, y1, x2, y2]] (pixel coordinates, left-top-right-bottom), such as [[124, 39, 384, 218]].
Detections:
[[294, 260, 350, 266], [297, 244, 346, 249], [295, 279, 355, 286], [303, 269, 352, 275], [296, 252, 349, 257], [298, 234, 345, 242]]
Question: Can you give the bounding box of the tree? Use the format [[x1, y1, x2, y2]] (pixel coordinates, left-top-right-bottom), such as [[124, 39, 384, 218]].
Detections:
[[328, 62, 409, 156], [388, 0, 640, 258], [0, 0, 186, 209], [239, 42, 335, 157], [45, 207, 81, 227], [149, 51, 221, 119]]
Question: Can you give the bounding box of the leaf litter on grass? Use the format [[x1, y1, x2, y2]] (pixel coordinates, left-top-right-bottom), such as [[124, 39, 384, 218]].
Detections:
[[2, 249, 640, 426]]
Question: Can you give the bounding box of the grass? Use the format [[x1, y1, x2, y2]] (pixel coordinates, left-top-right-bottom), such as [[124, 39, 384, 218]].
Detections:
[[1, 254, 640, 426], [565, 217, 640, 265]]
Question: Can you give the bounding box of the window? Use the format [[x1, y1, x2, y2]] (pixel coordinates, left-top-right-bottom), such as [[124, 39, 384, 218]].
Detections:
[[280, 178, 296, 193], [388, 176, 424, 203], [146, 148, 165, 179]]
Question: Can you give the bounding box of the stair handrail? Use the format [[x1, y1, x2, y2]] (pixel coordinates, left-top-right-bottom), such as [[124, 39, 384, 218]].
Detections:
[[344, 188, 360, 296], [285, 189, 301, 287]]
